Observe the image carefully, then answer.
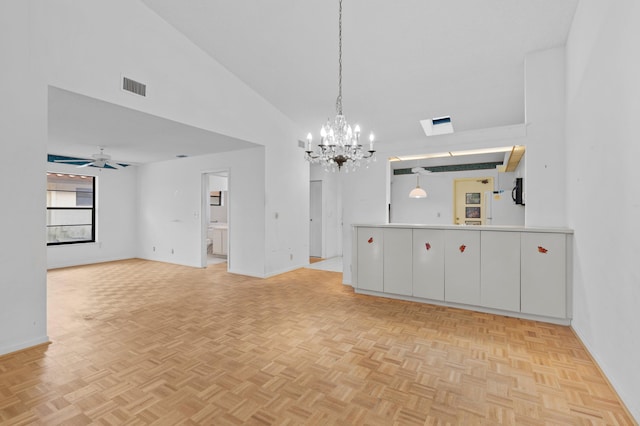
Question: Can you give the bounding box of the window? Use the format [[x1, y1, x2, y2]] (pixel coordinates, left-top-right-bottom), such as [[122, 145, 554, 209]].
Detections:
[[46, 173, 95, 245], [210, 191, 223, 206]]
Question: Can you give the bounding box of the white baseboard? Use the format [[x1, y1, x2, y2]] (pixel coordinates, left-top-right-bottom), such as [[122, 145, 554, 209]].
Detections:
[[571, 326, 639, 423], [0, 335, 50, 357]]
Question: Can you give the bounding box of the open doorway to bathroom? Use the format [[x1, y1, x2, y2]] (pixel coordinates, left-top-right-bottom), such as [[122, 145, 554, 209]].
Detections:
[[202, 170, 229, 268]]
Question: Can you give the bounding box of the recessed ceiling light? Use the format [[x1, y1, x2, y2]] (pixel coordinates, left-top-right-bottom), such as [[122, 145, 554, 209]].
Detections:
[[176, 154, 188, 158]]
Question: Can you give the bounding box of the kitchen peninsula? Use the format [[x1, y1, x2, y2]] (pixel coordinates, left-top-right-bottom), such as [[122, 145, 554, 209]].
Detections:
[[352, 224, 573, 325]]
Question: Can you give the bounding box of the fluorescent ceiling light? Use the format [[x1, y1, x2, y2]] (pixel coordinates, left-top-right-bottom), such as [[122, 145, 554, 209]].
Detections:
[[449, 146, 513, 156], [390, 146, 515, 162], [390, 152, 452, 162]]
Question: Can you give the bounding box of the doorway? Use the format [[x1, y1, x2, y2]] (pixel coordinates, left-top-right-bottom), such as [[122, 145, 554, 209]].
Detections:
[[453, 177, 494, 225], [202, 171, 230, 268], [309, 180, 322, 258]]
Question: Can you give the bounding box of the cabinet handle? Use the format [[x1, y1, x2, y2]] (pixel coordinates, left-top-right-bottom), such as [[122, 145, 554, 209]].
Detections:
[[459, 244, 467, 253], [425, 242, 431, 251], [537, 246, 548, 254], [368, 237, 374, 244]]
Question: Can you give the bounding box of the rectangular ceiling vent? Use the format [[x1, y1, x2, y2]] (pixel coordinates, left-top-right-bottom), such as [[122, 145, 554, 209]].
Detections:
[[122, 77, 146, 97], [420, 115, 454, 136]]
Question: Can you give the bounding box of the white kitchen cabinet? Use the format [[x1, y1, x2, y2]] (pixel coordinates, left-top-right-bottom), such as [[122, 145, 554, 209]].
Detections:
[[211, 228, 228, 255], [221, 229, 228, 255], [444, 229, 481, 305], [356, 227, 384, 292], [412, 229, 445, 300], [383, 228, 413, 296], [521, 232, 566, 318], [481, 231, 521, 311], [352, 224, 572, 325]]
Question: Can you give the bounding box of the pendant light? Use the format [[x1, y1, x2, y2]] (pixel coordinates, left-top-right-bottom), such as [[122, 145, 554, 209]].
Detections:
[[409, 174, 427, 198]]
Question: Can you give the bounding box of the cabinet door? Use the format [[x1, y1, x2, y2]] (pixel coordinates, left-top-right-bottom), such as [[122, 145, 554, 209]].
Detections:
[[481, 231, 521, 311], [383, 228, 413, 296], [221, 229, 228, 255], [444, 229, 481, 305], [521, 233, 566, 318], [412, 229, 445, 300], [212, 229, 223, 254], [356, 227, 384, 291]]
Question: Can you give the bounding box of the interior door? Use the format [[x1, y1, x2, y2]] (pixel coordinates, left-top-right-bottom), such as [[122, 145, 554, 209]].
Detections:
[[309, 180, 322, 258], [453, 177, 494, 225]]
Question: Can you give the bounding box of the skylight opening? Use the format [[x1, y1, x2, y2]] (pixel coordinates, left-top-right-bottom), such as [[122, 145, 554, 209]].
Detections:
[[420, 115, 454, 136]]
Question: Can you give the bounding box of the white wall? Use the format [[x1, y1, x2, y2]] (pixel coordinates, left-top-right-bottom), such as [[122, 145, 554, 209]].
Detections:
[[524, 47, 567, 227], [390, 169, 524, 226], [566, 0, 640, 420], [43, 0, 308, 278], [137, 147, 266, 277], [46, 163, 138, 269], [263, 139, 309, 276], [0, 0, 49, 355], [341, 159, 390, 284], [310, 164, 343, 259]]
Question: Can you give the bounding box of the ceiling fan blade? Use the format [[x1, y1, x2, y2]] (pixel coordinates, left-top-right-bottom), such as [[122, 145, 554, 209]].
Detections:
[[107, 161, 124, 169], [77, 162, 93, 168], [54, 159, 89, 163]]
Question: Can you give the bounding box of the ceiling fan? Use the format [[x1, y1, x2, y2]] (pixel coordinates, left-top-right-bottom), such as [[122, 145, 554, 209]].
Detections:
[[54, 147, 125, 169], [411, 167, 432, 175]]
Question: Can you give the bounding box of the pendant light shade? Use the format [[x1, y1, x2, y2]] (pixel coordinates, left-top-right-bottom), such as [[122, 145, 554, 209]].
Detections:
[[409, 174, 427, 198]]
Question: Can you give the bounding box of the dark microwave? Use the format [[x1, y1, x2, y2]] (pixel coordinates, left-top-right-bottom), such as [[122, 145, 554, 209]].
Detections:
[[512, 177, 524, 205]]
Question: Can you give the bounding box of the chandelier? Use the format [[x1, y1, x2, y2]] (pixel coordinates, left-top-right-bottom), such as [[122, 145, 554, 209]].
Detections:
[[304, 0, 375, 172]]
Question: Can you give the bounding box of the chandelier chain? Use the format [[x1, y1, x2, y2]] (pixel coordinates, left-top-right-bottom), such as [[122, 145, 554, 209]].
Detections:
[[336, 0, 343, 115]]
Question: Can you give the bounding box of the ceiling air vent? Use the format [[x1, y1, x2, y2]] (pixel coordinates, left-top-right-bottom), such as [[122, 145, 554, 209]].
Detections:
[[122, 77, 146, 97]]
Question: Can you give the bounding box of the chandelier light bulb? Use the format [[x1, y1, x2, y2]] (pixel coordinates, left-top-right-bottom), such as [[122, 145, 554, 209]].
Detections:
[[306, 133, 313, 151]]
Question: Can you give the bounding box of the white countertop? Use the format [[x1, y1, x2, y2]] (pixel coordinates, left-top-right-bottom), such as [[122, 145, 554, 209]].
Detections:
[[352, 223, 573, 234], [209, 223, 228, 230]]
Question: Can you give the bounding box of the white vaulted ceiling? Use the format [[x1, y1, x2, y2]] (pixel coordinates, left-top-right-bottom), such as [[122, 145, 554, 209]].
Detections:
[[48, 1, 579, 164], [141, 0, 578, 143]]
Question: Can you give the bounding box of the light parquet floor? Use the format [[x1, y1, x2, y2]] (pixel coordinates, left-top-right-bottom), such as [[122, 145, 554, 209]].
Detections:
[[0, 259, 635, 425]]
